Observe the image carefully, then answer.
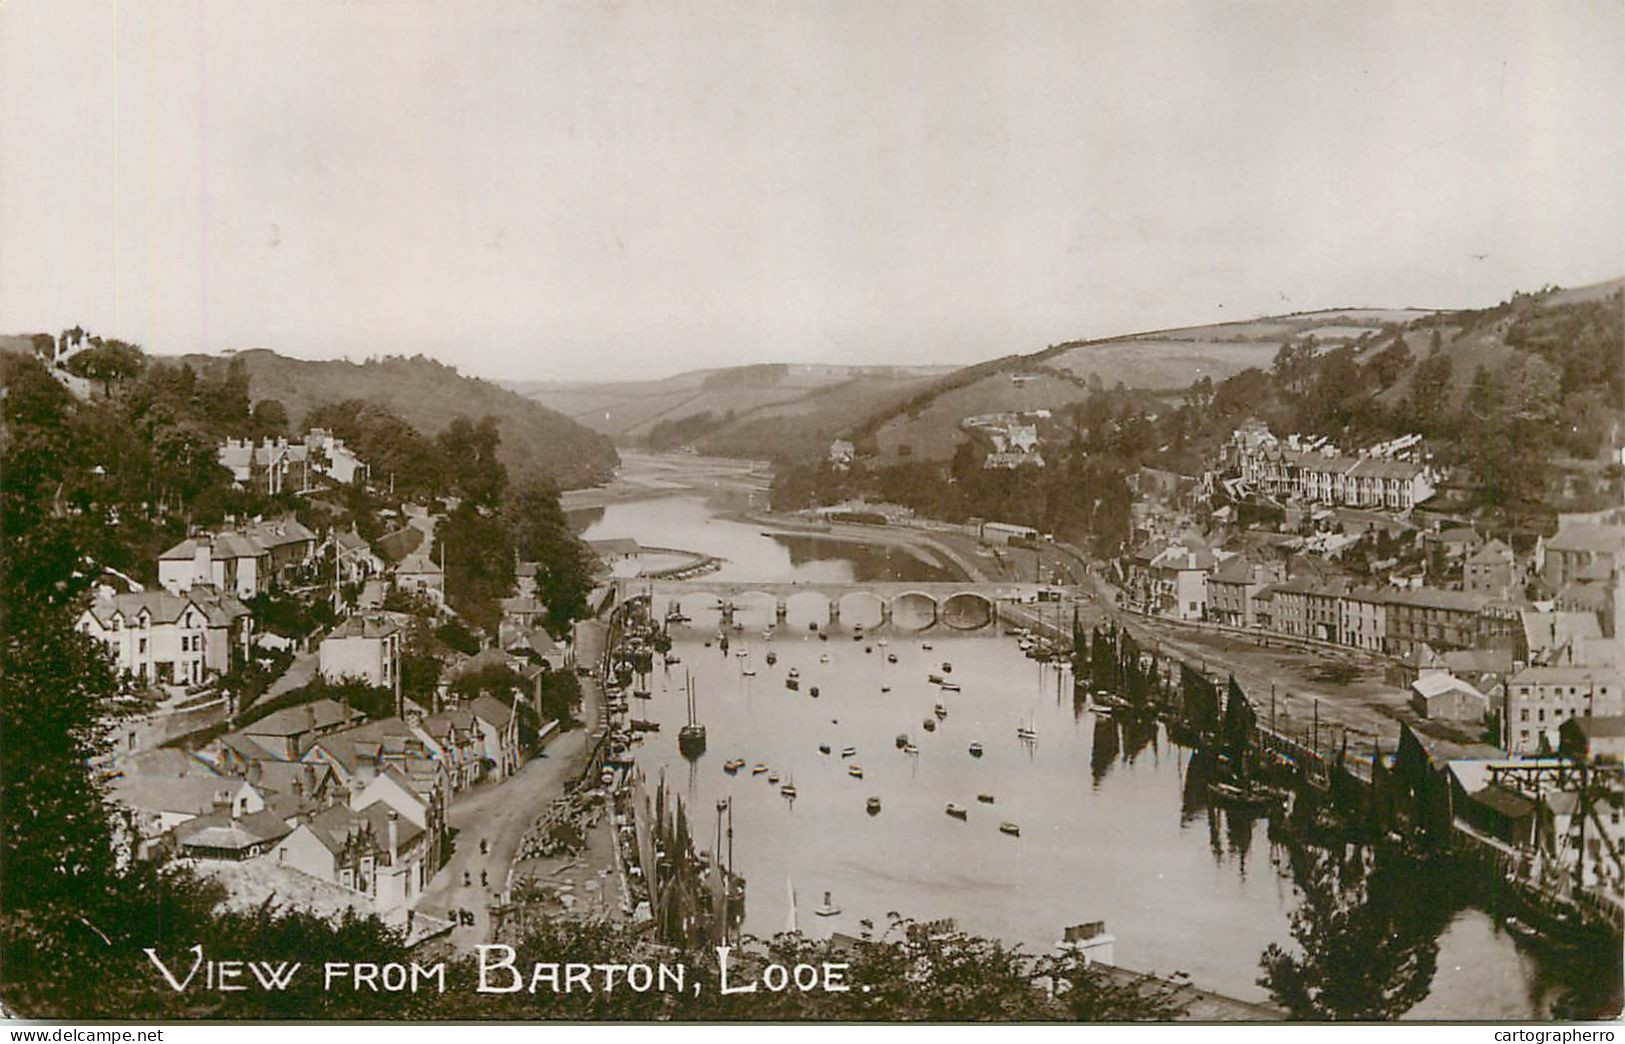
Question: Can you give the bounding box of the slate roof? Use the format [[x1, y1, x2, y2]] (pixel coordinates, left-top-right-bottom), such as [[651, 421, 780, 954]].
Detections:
[[1470, 784, 1537, 819], [175, 810, 292, 851], [1411, 673, 1486, 701], [1568, 715, 1625, 739], [159, 532, 268, 562], [110, 775, 249, 816], [243, 698, 365, 739], [376, 526, 426, 565], [395, 549, 442, 576], [1384, 587, 1488, 613], [328, 615, 403, 640], [300, 801, 423, 856], [470, 694, 518, 729], [1546, 525, 1625, 556]]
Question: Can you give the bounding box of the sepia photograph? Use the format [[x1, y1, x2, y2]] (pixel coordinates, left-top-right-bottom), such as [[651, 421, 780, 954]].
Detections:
[[1, 0, 1622, 1030]]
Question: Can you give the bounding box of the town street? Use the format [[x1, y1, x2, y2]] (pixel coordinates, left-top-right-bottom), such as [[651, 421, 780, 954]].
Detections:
[[417, 675, 602, 947]]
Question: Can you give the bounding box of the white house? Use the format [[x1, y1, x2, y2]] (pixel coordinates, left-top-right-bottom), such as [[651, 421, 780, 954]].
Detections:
[[319, 615, 403, 688]]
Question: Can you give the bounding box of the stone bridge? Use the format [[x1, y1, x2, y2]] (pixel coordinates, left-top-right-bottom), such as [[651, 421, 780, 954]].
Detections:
[[612, 579, 1055, 631]]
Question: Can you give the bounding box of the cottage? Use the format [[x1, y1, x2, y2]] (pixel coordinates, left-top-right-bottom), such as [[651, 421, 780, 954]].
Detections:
[[275, 802, 428, 910], [319, 615, 403, 688], [237, 699, 367, 762], [469, 693, 524, 778], [174, 809, 292, 862], [1146, 543, 1215, 621], [110, 775, 266, 858], [159, 532, 271, 600]]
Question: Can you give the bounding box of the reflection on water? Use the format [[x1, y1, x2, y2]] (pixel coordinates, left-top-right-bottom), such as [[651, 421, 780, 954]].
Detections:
[[575, 496, 958, 585], [588, 493, 1608, 1018]]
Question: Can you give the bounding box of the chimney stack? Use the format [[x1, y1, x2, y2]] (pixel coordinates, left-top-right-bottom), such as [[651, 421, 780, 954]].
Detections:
[[387, 811, 400, 863]]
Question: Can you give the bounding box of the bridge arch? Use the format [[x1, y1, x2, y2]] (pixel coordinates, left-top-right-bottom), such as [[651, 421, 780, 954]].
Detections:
[[890, 591, 938, 631], [834, 590, 885, 629], [783, 590, 831, 628], [727, 591, 779, 630], [939, 591, 994, 630]]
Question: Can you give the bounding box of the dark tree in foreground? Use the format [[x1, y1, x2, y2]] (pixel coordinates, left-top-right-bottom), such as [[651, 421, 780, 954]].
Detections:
[[1259, 844, 1451, 1020]]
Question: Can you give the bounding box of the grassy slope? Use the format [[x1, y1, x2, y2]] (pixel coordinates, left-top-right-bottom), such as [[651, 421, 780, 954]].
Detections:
[[177, 349, 620, 489], [514, 363, 951, 451]]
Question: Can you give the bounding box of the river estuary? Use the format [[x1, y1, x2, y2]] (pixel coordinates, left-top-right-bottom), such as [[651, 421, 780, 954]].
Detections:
[[570, 482, 1614, 1018]]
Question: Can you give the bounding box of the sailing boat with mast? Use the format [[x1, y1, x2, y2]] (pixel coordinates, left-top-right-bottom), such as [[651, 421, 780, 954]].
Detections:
[[678, 671, 707, 758]]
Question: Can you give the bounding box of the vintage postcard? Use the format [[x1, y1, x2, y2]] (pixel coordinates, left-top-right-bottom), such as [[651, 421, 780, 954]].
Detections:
[[1, 0, 1621, 1030]]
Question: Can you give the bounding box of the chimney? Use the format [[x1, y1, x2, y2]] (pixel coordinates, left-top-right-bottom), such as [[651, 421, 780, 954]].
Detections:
[[305, 702, 317, 734], [303, 763, 317, 796], [387, 811, 400, 863], [248, 760, 263, 786]]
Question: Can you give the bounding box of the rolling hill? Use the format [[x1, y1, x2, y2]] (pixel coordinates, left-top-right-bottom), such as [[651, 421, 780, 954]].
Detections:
[[175, 349, 620, 489], [512, 362, 954, 460]]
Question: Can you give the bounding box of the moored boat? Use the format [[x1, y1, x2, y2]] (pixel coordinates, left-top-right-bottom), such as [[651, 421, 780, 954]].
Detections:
[[945, 803, 968, 820], [999, 822, 1021, 837], [840, 746, 858, 758], [866, 797, 882, 815], [977, 793, 995, 804], [815, 891, 841, 917], [902, 742, 919, 755], [780, 782, 797, 798], [942, 661, 953, 673], [940, 681, 960, 692], [766, 651, 778, 665], [922, 718, 937, 732], [847, 765, 864, 778], [723, 758, 745, 774], [896, 734, 909, 749], [928, 673, 944, 684], [887, 653, 898, 664], [818, 743, 831, 754], [752, 763, 769, 775], [810, 686, 820, 698], [969, 742, 983, 757], [767, 772, 781, 784], [1208, 780, 1279, 811], [934, 704, 948, 719]]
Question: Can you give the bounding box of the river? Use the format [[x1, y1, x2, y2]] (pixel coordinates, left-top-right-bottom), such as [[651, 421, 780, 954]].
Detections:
[[570, 479, 1611, 1019]]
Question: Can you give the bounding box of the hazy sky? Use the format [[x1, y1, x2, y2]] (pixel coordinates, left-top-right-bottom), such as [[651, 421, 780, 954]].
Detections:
[[2, 1, 1621, 383]]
